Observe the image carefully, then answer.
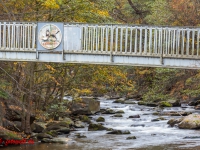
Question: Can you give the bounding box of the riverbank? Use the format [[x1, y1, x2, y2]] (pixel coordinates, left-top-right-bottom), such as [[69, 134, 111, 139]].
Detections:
[[1, 97, 200, 149]]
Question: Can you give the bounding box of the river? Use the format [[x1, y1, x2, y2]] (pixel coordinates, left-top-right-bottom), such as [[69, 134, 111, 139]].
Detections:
[[2, 97, 200, 150]]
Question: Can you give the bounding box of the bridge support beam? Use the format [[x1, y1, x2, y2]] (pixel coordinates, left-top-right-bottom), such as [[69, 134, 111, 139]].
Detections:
[[0, 50, 200, 69]]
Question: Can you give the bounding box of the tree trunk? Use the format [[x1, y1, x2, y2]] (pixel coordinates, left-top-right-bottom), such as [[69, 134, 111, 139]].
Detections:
[[0, 101, 3, 126]]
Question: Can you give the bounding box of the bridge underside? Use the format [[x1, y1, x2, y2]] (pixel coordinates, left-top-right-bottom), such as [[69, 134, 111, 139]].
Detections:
[[1, 50, 200, 69]]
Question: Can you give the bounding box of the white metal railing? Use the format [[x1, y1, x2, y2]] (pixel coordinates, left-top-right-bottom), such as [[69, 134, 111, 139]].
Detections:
[[0, 22, 200, 58], [0, 22, 36, 51], [76, 24, 200, 57]]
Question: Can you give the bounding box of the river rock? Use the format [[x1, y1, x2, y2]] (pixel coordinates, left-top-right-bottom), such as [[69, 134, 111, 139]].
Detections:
[[80, 115, 91, 123], [178, 114, 200, 129], [131, 124, 145, 127], [102, 109, 116, 114], [126, 136, 136, 140], [70, 97, 100, 115], [138, 101, 158, 107], [188, 95, 200, 106], [75, 133, 87, 138], [41, 138, 66, 144], [167, 118, 183, 127], [107, 130, 131, 134], [74, 121, 85, 128], [116, 110, 125, 114], [2, 119, 21, 132], [129, 115, 140, 118], [113, 114, 123, 117], [0, 126, 22, 140], [62, 117, 74, 125], [36, 133, 53, 140], [124, 101, 136, 104], [88, 123, 107, 131], [31, 122, 46, 133], [113, 99, 124, 104], [96, 117, 105, 122], [4, 105, 35, 123], [183, 136, 200, 139], [44, 121, 70, 134], [167, 99, 181, 107]]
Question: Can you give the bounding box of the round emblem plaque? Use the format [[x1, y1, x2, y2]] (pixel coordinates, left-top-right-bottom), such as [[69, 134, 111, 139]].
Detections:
[[38, 24, 62, 50]]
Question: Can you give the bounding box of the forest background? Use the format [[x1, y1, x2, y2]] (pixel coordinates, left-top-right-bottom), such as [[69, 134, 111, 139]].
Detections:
[[0, 0, 200, 134]]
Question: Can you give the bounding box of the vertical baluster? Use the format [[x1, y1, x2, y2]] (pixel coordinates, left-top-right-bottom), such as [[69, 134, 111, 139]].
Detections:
[[149, 28, 152, 54], [16, 25, 19, 49], [176, 29, 180, 55], [86, 25, 89, 51], [0, 23, 1, 48], [160, 28, 163, 55], [8, 23, 10, 49], [92, 26, 95, 51], [197, 30, 200, 56], [192, 30, 195, 56], [186, 29, 190, 56], [83, 26, 86, 50], [115, 27, 118, 52], [165, 28, 168, 55], [28, 24, 30, 50], [110, 26, 113, 52], [101, 27, 105, 52], [167, 30, 171, 55], [134, 27, 137, 53], [32, 24, 36, 50], [181, 30, 185, 55], [158, 29, 161, 54], [105, 25, 108, 52], [144, 27, 147, 54], [3, 22, 5, 49], [163, 28, 166, 55], [125, 27, 128, 53], [130, 28, 133, 53], [95, 25, 98, 51], [120, 27, 123, 53], [139, 28, 142, 54], [88, 27, 91, 51], [154, 28, 157, 54], [172, 30, 176, 55], [13, 22, 16, 50]]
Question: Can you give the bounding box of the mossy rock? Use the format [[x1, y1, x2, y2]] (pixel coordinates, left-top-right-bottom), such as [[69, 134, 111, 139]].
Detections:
[[138, 101, 146, 105], [96, 117, 105, 122], [102, 109, 116, 114], [80, 115, 91, 123], [75, 133, 87, 138], [46, 130, 58, 137], [113, 114, 123, 117], [88, 123, 107, 131], [116, 110, 125, 114], [159, 101, 172, 107], [126, 136, 136, 140]]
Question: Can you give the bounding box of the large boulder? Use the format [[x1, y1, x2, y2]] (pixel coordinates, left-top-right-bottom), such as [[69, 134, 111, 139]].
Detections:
[[4, 105, 35, 124], [70, 97, 100, 115], [44, 121, 70, 134], [178, 114, 200, 129], [31, 122, 47, 133], [0, 126, 22, 141], [188, 95, 200, 106]]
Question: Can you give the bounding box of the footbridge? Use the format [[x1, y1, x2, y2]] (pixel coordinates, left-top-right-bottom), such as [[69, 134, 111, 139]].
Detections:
[[0, 22, 200, 69]]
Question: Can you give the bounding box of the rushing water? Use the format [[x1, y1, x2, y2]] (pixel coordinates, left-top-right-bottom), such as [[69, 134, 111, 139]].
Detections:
[[2, 97, 200, 150]]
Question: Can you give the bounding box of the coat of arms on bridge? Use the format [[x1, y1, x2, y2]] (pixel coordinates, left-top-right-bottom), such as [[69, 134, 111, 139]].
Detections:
[[37, 23, 63, 51]]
